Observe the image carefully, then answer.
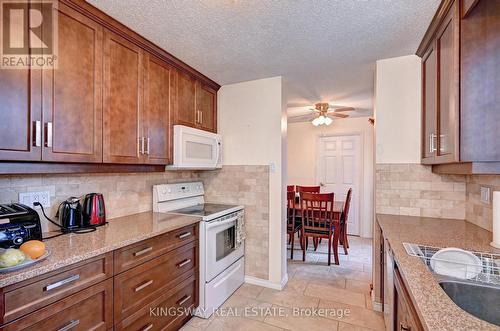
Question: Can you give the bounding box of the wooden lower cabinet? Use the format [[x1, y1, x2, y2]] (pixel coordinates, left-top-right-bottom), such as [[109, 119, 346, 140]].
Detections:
[[394, 265, 423, 331], [0, 225, 199, 331], [116, 275, 197, 331], [3, 279, 113, 331]]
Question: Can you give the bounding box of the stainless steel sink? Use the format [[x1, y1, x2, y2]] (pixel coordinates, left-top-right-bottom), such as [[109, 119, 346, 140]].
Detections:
[[439, 280, 500, 326]]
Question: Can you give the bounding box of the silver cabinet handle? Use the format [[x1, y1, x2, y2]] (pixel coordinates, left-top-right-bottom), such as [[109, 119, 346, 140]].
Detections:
[[200, 110, 203, 124], [45, 122, 53, 147], [134, 280, 153, 292], [134, 246, 153, 257], [33, 121, 41, 147], [141, 324, 153, 331], [57, 319, 80, 331], [177, 259, 191, 268], [178, 232, 191, 239], [429, 133, 437, 153], [44, 274, 80, 291], [146, 137, 150, 155], [140, 137, 146, 154], [177, 294, 192, 306]]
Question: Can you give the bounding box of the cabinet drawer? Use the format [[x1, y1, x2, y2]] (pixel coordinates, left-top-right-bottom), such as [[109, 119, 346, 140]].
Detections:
[[116, 275, 197, 331], [1, 253, 112, 324], [114, 224, 197, 274], [114, 241, 197, 322], [3, 279, 113, 331]]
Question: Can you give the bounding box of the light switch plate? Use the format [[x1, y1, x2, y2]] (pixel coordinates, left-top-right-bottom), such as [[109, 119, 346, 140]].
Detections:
[[480, 186, 491, 204], [19, 191, 51, 208]]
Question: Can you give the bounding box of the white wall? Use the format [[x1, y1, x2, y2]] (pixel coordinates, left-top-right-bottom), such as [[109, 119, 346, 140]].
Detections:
[[375, 55, 421, 163], [287, 118, 374, 238], [218, 76, 287, 287]]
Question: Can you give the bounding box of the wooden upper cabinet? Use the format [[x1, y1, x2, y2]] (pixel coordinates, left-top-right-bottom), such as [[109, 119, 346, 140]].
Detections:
[[436, 0, 459, 162], [420, 0, 459, 165], [174, 70, 218, 133], [460, 0, 500, 162], [42, 3, 103, 163], [0, 11, 41, 162], [103, 31, 143, 164], [0, 68, 42, 161], [422, 45, 437, 163], [196, 82, 217, 132], [143, 54, 172, 164], [175, 71, 197, 127]]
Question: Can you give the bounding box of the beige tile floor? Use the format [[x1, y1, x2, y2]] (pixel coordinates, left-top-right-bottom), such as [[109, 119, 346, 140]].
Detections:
[[181, 235, 384, 331]]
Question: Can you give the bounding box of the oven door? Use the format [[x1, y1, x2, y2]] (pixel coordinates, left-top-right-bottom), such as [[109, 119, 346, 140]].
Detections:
[[205, 215, 244, 282], [171, 125, 222, 169]]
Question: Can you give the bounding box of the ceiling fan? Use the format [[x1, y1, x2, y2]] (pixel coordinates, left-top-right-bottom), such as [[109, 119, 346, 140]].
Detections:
[[289, 103, 355, 126]]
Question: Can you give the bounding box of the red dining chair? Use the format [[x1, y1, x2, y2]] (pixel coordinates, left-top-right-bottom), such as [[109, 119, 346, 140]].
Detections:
[[339, 188, 352, 255], [296, 185, 320, 193], [287, 185, 295, 192], [287, 191, 301, 259], [300, 192, 339, 265]]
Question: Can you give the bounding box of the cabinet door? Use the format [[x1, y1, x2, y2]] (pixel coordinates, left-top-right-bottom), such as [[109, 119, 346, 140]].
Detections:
[[0, 32, 42, 161], [175, 71, 196, 128], [196, 82, 217, 132], [103, 31, 144, 164], [144, 55, 172, 164], [436, 0, 460, 162], [422, 45, 438, 163], [42, 3, 103, 162]]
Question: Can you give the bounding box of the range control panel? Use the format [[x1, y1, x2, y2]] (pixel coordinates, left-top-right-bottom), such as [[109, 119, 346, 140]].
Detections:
[[153, 181, 204, 202]]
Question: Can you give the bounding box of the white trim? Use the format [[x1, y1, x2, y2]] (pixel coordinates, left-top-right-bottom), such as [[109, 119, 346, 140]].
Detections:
[[245, 273, 288, 290]]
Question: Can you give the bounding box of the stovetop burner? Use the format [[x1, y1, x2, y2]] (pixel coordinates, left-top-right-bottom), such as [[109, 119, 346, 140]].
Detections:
[[169, 203, 241, 218]]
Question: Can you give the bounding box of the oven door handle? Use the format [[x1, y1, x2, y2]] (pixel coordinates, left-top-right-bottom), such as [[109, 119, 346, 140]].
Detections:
[[206, 216, 239, 229]]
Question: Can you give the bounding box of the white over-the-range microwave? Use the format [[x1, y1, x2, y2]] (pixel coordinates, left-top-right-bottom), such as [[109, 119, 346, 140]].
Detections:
[[166, 125, 223, 170]]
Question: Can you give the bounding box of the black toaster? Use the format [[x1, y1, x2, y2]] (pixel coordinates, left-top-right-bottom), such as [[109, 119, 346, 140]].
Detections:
[[0, 203, 43, 248]]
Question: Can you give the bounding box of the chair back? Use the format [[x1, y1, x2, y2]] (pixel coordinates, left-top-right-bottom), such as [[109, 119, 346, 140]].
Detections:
[[287, 191, 296, 227], [287, 185, 295, 192], [342, 188, 352, 224], [300, 192, 334, 233], [297, 185, 320, 193]]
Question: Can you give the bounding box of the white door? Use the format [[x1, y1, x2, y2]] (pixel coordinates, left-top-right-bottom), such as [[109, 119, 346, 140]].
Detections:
[[317, 135, 361, 235]]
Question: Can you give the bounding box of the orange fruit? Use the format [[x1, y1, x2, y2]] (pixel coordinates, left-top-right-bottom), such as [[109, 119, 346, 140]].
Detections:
[[20, 240, 46, 259]]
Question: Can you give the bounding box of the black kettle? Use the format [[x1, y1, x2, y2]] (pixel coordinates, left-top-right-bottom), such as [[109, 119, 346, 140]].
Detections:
[[56, 197, 82, 231]]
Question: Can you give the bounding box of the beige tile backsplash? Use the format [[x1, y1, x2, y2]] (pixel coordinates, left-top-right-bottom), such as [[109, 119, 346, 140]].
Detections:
[[0, 171, 200, 232], [199, 165, 270, 280], [376, 164, 467, 219], [466, 175, 500, 231]]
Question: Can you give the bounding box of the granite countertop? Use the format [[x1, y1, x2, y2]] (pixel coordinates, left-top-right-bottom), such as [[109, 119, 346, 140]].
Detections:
[[377, 214, 500, 331], [0, 212, 201, 288]]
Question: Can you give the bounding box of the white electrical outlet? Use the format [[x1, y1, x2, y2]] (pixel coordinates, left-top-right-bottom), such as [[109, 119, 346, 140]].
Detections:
[[19, 191, 51, 208], [480, 186, 491, 204]]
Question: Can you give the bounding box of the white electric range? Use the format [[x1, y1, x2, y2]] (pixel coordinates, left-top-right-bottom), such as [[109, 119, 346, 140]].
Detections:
[[153, 182, 245, 318]]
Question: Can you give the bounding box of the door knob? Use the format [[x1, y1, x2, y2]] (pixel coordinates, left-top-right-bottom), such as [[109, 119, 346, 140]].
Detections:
[[320, 182, 325, 187]]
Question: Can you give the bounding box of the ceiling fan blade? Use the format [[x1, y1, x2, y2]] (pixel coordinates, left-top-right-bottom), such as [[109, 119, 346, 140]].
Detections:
[[288, 113, 317, 122], [331, 107, 355, 112], [330, 113, 349, 118]]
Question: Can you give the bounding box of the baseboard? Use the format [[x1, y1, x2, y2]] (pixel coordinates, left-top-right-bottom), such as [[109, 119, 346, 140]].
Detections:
[[245, 273, 288, 290]]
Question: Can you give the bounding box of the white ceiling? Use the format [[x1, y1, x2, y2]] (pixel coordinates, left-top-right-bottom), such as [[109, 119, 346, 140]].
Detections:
[[88, 0, 439, 118]]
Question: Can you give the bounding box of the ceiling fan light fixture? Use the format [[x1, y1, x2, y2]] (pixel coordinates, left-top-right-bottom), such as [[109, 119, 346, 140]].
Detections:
[[324, 117, 333, 125], [312, 117, 321, 126]]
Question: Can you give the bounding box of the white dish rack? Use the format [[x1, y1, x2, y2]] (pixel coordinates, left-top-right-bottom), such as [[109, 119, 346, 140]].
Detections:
[[403, 243, 500, 286]]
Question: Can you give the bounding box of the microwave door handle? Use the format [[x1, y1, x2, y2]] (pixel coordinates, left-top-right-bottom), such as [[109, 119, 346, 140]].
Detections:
[[213, 140, 221, 167], [206, 216, 239, 229]]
